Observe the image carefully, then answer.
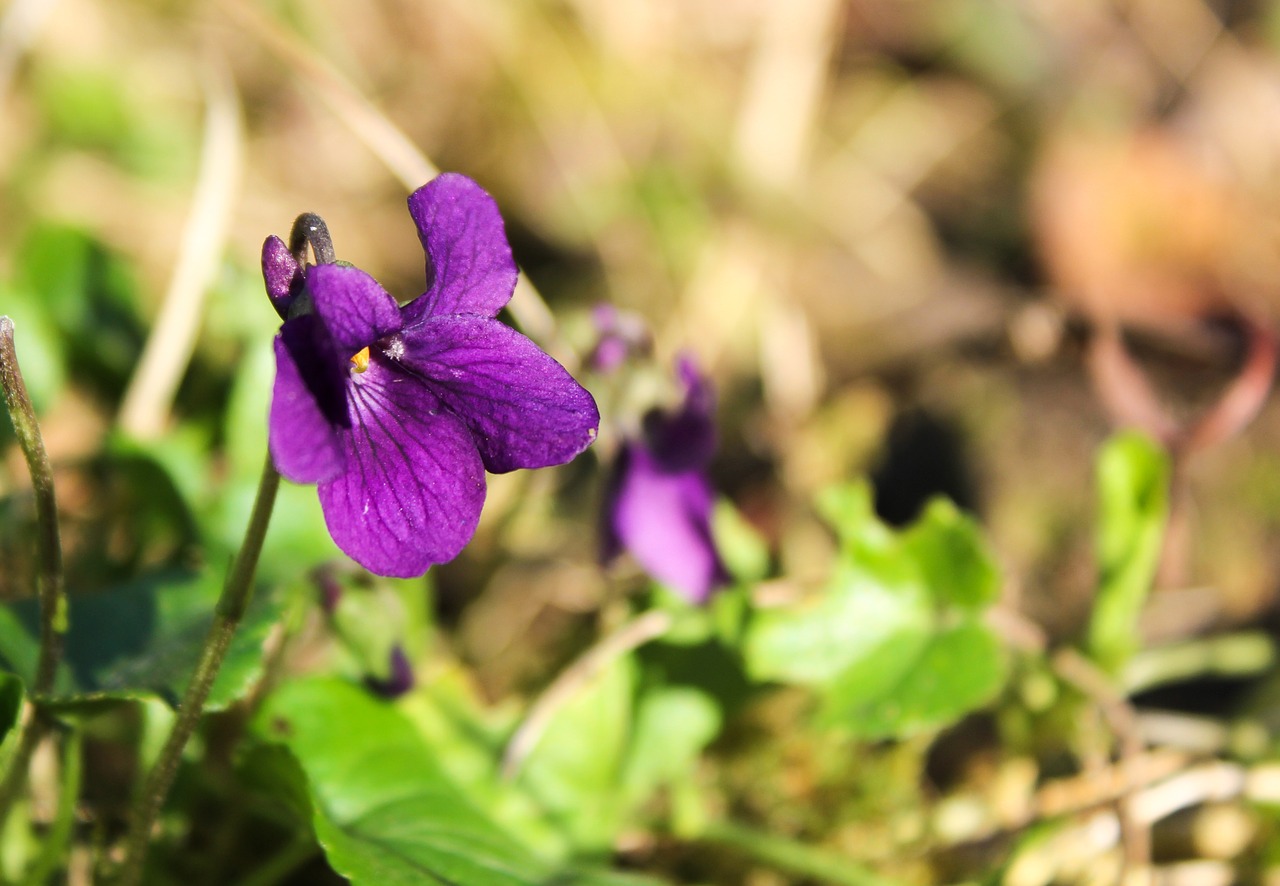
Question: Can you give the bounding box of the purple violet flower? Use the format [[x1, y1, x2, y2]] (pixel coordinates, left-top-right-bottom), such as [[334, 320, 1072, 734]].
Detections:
[[602, 356, 728, 603], [263, 173, 600, 577], [587, 304, 651, 374]]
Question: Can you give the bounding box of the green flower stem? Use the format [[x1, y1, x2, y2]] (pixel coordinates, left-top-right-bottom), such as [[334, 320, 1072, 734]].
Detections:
[[0, 316, 67, 835], [698, 820, 901, 886], [0, 317, 66, 696], [118, 453, 281, 886]]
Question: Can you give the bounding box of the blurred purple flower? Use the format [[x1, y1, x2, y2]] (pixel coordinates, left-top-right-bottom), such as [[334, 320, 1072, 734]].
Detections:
[[263, 173, 600, 577], [602, 356, 728, 603], [587, 304, 651, 373], [364, 644, 416, 699]]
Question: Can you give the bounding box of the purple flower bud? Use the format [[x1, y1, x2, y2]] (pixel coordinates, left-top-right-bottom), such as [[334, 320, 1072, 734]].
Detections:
[[602, 356, 728, 603], [364, 644, 415, 698], [261, 235, 303, 320], [311, 566, 343, 615], [587, 304, 651, 374]]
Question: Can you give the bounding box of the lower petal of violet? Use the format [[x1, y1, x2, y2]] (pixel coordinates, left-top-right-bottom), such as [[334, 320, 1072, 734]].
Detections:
[[609, 444, 724, 604], [318, 359, 486, 577], [269, 318, 347, 484]]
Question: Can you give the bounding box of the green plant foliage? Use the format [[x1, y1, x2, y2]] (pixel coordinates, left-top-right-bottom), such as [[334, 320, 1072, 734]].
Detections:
[[516, 656, 635, 850], [0, 570, 280, 710], [745, 482, 1006, 739], [252, 677, 647, 886], [619, 685, 720, 807], [11, 224, 144, 398], [0, 673, 21, 746], [712, 498, 771, 584], [1087, 431, 1170, 675], [0, 300, 64, 418]]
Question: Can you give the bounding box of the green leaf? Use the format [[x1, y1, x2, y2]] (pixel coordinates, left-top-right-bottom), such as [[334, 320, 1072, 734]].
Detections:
[[620, 687, 720, 808], [0, 672, 22, 745], [517, 656, 634, 850], [901, 497, 1000, 610], [746, 563, 931, 686], [12, 224, 143, 398], [745, 482, 1007, 738], [254, 677, 557, 886], [712, 499, 770, 583], [0, 570, 280, 710], [0, 297, 65, 417], [820, 621, 1005, 737], [1087, 432, 1170, 674]]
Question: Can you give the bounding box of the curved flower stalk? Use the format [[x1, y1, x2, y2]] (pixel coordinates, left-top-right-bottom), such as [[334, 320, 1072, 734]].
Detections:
[[263, 174, 600, 577], [602, 355, 728, 603]]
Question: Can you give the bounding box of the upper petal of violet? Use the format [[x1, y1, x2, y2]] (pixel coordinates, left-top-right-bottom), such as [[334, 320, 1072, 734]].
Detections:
[[262, 235, 302, 319], [317, 358, 487, 577], [306, 263, 403, 354], [397, 314, 600, 474], [401, 173, 518, 325]]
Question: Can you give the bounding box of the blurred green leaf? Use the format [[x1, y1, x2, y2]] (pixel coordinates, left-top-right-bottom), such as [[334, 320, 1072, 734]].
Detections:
[[746, 482, 1006, 738], [0, 299, 65, 417], [620, 686, 719, 808], [11, 224, 144, 398], [1087, 432, 1170, 675], [0, 570, 280, 710], [236, 741, 315, 826], [901, 497, 1001, 611], [712, 499, 770, 584], [746, 562, 931, 687], [0, 672, 22, 746], [819, 621, 1005, 736], [254, 677, 559, 886], [34, 65, 193, 179], [517, 655, 634, 850]]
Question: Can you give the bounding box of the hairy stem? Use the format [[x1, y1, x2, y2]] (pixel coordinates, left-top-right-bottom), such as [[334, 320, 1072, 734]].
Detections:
[[0, 317, 65, 695], [117, 453, 280, 885], [0, 316, 67, 833]]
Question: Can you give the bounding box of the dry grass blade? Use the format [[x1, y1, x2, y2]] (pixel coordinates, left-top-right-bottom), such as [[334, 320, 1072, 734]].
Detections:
[[118, 53, 242, 439]]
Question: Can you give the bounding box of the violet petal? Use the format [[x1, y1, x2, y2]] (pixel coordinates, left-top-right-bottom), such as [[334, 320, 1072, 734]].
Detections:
[[269, 317, 347, 484], [397, 315, 600, 473], [317, 360, 486, 577], [644, 355, 716, 471], [402, 173, 518, 324], [607, 443, 725, 604], [262, 235, 302, 319], [306, 263, 403, 354]]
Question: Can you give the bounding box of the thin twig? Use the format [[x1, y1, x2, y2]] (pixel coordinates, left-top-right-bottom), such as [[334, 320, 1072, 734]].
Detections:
[[118, 52, 243, 439], [501, 609, 673, 780]]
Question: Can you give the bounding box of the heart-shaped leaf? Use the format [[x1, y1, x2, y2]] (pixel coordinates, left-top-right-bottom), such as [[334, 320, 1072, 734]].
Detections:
[[746, 482, 1006, 738], [255, 677, 557, 885], [0, 569, 280, 710]]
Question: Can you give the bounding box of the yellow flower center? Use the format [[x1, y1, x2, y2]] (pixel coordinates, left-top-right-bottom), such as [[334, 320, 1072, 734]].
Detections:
[[350, 347, 370, 373]]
